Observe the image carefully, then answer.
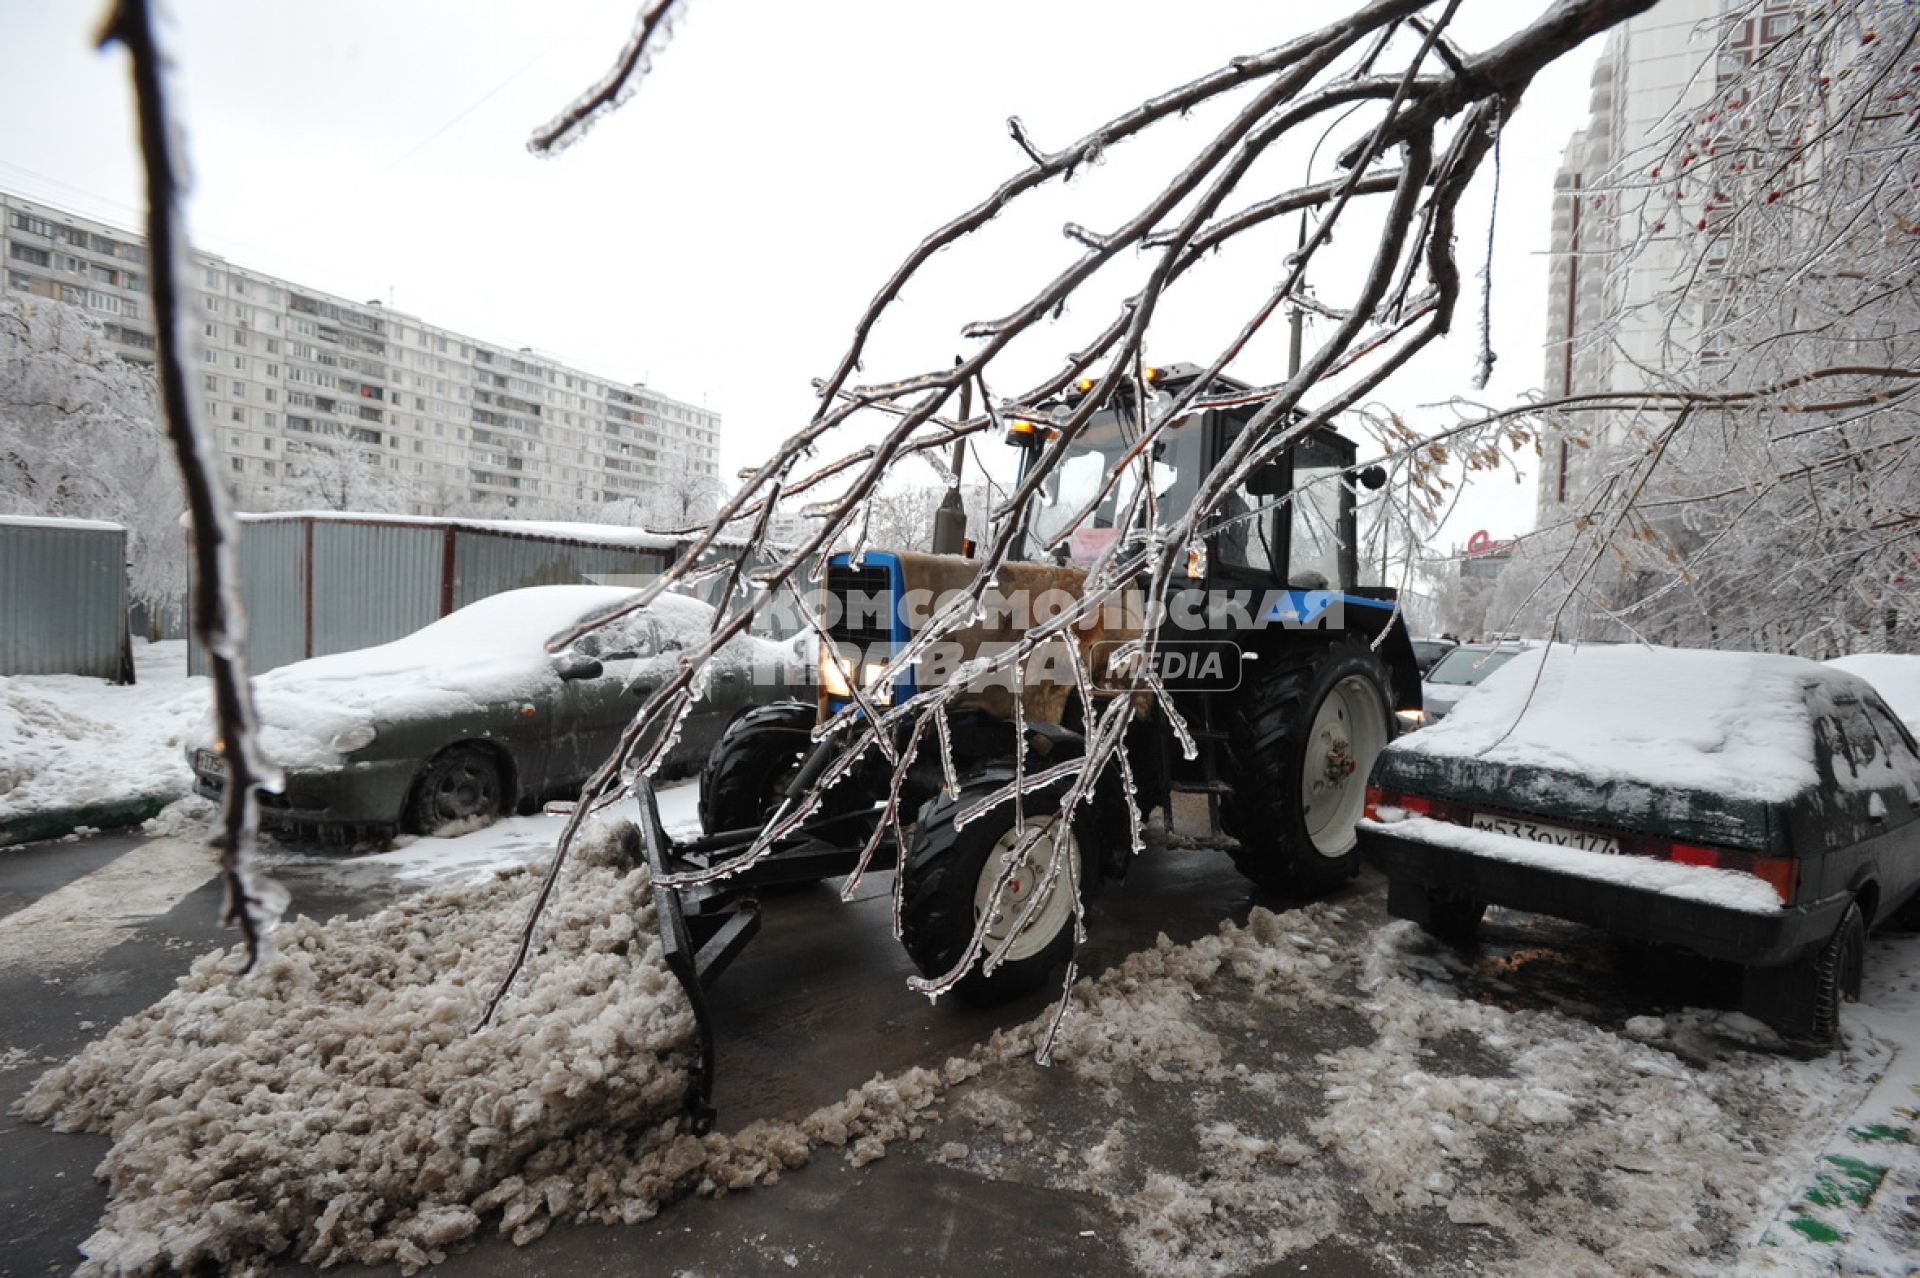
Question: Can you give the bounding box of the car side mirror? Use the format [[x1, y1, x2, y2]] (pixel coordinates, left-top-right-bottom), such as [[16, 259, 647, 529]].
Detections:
[[556, 654, 604, 681]]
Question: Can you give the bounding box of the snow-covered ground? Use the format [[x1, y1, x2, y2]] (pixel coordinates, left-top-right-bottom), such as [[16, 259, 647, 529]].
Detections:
[[0, 640, 205, 831], [920, 906, 1920, 1277], [257, 782, 704, 889], [16, 807, 1918, 1275]]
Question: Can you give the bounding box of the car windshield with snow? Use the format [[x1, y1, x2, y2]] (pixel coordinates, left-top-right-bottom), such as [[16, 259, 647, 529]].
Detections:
[[1361, 645, 1920, 1045], [186, 586, 799, 838]]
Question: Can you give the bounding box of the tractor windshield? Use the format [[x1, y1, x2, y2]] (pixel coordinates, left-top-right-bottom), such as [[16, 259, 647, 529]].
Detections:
[[1024, 409, 1199, 566]]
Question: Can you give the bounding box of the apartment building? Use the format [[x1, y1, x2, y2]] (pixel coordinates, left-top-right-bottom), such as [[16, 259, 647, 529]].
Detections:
[[2, 189, 720, 515], [1538, 0, 1799, 520]]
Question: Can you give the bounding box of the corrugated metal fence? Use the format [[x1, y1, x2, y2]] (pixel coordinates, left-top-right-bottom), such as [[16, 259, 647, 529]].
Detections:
[[0, 517, 133, 682], [189, 515, 676, 675]]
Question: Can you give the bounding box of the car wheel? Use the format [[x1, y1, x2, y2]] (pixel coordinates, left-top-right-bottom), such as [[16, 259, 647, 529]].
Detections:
[[1743, 899, 1866, 1048], [1809, 900, 1867, 1044], [406, 744, 508, 836], [899, 769, 1097, 1006]]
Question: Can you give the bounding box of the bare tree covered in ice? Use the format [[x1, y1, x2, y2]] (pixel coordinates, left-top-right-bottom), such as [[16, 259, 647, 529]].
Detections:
[[486, 0, 1669, 1038], [1491, 0, 1920, 651]]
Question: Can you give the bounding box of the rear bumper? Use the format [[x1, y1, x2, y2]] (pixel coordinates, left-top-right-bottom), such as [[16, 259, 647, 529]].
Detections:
[[1361, 825, 1845, 969]]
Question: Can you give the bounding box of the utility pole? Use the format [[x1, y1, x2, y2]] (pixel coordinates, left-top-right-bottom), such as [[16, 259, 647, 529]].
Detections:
[[1289, 208, 1306, 380], [930, 356, 971, 554]]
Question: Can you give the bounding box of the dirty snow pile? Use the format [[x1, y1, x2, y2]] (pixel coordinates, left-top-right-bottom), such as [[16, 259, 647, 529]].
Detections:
[[16, 817, 968, 1276], [19, 822, 694, 1274], [923, 903, 1882, 1278], [0, 640, 205, 825]]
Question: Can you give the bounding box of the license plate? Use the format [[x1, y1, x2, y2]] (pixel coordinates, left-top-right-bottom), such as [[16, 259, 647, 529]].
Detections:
[[193, 749, 222, 776], [1470, 812, 1619, 855]]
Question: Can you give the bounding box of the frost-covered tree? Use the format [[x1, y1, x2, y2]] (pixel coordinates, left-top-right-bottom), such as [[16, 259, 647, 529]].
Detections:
[[0, 292, 184, 613], [269, 434, 414, 514], [1515, 0, 1920, 655], [476, 0, 1680, 1034]]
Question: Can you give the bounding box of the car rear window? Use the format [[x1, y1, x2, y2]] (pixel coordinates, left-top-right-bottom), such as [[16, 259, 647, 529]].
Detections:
[[1426, 648, 1518, 686]]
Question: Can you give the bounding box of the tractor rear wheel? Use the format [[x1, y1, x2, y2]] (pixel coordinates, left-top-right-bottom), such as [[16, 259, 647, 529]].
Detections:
[[900, 770, 1097, 1006], [1222, 638, 1394, 895]]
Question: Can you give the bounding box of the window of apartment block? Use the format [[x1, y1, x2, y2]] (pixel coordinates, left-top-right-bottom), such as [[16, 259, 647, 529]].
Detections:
[[204, 296, 218, 313], [9, 243, 50, 267], [231, 458, 244, 472], [231, 407, 245, 423], [263, 415, 275, 430], [231, 380, 244, 395]]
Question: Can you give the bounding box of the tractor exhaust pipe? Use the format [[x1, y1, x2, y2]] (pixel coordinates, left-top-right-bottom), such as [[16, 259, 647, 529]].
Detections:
[[930, 358, 971, 555]]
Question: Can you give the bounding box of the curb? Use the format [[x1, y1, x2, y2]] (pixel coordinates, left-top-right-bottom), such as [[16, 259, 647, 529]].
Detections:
[[1739, 1002, 1920, 1272], [0, 793, 178, 849]]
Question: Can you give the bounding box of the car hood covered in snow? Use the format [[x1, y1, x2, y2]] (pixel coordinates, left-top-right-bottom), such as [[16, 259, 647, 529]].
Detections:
[[1377, 645, 1838, 851], [193, 586, 644, 770]]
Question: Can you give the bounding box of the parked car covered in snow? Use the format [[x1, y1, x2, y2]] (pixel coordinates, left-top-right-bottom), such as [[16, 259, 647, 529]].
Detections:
[[1360, 644, 1920, 1046], [1415, 639, 1536, 724], [187, 586, 802, 837]]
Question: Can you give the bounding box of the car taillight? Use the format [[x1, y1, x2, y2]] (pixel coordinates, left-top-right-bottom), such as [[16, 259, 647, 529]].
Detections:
[[1637, 837, 1798, 905], [1364, 787, 1451, 823]]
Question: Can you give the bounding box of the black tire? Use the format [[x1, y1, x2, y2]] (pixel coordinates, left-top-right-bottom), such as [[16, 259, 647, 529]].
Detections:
[[900, 769, 1097, 1006], [1221, 638, 1395, 895], [699, 700, 817, 835], [1808, 901, 1867, 1045], [698, 699, 867, 837], [1743, 900, 1867, 1047], [406, 743, 508, 835]]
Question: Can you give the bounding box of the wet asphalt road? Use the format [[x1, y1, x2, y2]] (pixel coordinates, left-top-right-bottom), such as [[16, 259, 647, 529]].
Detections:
[[0, 813, 1788, 1277]]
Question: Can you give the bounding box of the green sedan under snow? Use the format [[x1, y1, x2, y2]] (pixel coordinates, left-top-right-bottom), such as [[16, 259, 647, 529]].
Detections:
[[187, 586, 805, 838]]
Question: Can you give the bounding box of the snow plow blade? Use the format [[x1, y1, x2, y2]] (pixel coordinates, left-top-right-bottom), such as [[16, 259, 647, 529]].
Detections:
[[636, 778, 760, 1136]]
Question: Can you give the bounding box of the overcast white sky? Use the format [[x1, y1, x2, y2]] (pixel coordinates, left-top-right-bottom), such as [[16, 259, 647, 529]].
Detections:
[[0, 0, 1604, 547]]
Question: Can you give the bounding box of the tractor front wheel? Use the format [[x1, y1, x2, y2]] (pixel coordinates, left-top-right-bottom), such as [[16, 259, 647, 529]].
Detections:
[[1222, 639, 1395, 895], [900, 770, 1097, 1006], [699, 699, 859, 836]]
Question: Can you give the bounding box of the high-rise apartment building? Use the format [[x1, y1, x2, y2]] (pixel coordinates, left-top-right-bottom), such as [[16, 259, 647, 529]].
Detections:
[[2, 189, 720, 515], [1538, 0, 1798, 520]]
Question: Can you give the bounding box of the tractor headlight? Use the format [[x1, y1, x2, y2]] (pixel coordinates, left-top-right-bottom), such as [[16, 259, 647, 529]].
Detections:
[[821, 651, 854, 698], [820, 651, 895, 705]]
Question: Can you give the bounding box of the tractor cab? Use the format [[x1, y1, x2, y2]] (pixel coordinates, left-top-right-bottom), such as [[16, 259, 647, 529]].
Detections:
[[1009, 364, 1371, 594]]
